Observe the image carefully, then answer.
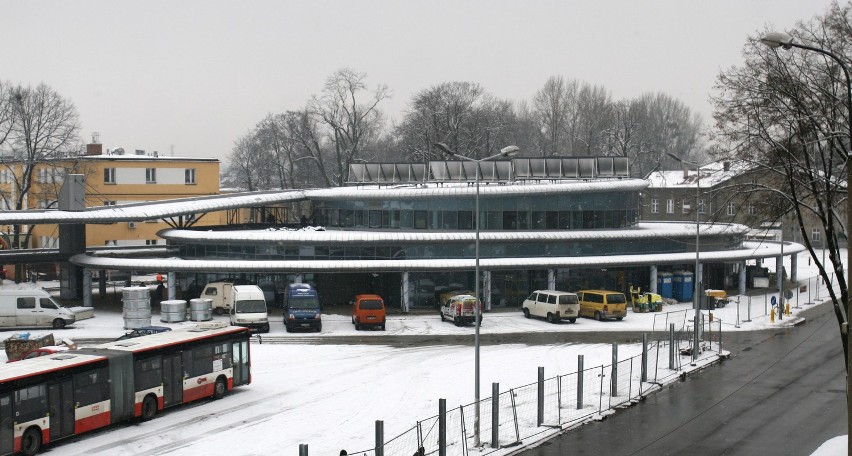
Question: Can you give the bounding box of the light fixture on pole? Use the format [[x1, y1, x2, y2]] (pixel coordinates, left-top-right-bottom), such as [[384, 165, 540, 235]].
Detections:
[[760, 31, 852, 453], [666, 153, 703, 360], [434, 141, 519, 447]]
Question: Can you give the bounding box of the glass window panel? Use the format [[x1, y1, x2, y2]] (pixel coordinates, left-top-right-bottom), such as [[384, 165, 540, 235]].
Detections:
[[428, 211, 441, 230], [369, 210, 382, 228], [414, 211, 427, 229], [503, 211, 518, 230], [517, 211, 529, 230], [441, 211, 458, 230], [458, 211, 473, 230], [545, 211, 558, 229], [486, 211, 502, 230], [400, 210, 413, 229], [531, 211, 546, 229]]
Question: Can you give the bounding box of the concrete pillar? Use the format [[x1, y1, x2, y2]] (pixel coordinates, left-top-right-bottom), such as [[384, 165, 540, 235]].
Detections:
[[98, 271, 107, 296], [168, 271, 176, 300], [83, 268, 93, 308], [650, 265, 658, 294], [58, 174, 86, 300], [401, 271, 410, 313], [483, 270, 492, 310], [791, 253, 798, 283], [738, 261, 747, 296], [547, 269, 556, 290]]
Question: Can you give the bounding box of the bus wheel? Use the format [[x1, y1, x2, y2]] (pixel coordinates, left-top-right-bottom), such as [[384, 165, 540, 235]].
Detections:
[[213, 376, 227, 400], [141, 395, 157, 421], [52, 319, 66, 329], [20, 427, 41, 456]]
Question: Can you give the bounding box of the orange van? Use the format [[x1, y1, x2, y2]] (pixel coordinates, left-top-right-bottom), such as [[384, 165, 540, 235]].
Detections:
[[352, 294, 386, 330]]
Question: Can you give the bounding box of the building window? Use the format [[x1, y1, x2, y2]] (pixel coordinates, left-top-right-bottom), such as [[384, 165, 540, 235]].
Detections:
[[145, 240, 159, 246], [651, 199, 658, 214], [104, 201, 116, 206], [748, 204, 756, 215], [727, 202, 736, 216], [146, 168, 156, 183], [104, 168, 116, 184], [682, 200, 691, 214], [666, 199, 674, 214], [698, 200, 706, 214], [812, 228, 821, 242], [185, 168, 196, 184]]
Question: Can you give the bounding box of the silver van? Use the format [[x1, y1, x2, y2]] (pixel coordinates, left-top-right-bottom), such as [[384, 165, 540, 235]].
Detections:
[[522, 290, 579, 323], [0, 289, 76, 329]]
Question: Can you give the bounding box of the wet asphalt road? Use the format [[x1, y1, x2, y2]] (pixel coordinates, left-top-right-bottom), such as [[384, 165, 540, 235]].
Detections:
[[518, 302, 847, 456]]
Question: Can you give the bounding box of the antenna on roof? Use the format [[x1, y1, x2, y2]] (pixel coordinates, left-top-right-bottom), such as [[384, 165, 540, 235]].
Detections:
[[91, 132, 100, 144]]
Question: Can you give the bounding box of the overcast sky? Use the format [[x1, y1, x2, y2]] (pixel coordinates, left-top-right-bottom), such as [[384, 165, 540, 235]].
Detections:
[[0, 1, 839, 163]]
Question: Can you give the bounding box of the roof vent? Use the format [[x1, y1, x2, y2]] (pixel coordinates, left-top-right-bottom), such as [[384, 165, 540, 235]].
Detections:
[[135, 149, 145, 156]]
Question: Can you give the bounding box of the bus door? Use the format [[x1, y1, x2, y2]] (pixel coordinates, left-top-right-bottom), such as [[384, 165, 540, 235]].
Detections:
[[0, 394, 12, 455], [232, 340, 249, 386], [162, 354, 183, 407], [48, 381, 74, 441]]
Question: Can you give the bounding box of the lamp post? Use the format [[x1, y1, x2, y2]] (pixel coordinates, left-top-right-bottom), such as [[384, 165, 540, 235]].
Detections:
[[760, 31, 852, 453], [434, 142, 519, 446], [666, 153, 703, 360]]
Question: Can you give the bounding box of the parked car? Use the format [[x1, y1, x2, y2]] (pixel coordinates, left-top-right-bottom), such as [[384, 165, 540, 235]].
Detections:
[[440, 294, 482, 326], [522, 290, 579, 323], [576, 290, 628, 321], [352, 294, 386, 330], [6, 346, 69, 363], [116, 325, 172, 341]]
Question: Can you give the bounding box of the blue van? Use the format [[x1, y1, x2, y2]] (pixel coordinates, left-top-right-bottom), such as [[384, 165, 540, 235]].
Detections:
[[283, 283, 322, 332]]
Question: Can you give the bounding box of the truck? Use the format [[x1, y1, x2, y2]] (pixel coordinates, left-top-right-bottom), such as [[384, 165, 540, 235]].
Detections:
[[283, 283, 322, 332], [200, 278, 253, 314], [0, 289, 76, 329], [229, 285, 270, 333]]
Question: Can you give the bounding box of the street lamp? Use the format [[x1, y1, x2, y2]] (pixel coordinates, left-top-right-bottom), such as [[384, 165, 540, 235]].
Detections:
[[666, 153, 703, 360], [760, 31, 852, 453], [433, 142, 519, 447]]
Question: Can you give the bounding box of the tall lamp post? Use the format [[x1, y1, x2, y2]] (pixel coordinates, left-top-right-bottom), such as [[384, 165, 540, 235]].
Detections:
[[760, 31, 852, 453], [434, 142, 520, 446], [666, 153, 703, 360]]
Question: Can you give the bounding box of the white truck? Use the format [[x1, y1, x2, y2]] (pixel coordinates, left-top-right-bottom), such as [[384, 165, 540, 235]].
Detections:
[[229, 285, 270, 333], [200, 280, 247, 314], [0, 289, 76, 329]]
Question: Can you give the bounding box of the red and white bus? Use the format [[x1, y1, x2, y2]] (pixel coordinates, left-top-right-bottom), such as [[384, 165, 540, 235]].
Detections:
[[0, 322, 251, 455]]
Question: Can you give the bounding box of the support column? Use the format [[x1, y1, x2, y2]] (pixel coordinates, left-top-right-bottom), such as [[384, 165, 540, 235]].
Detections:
[[738, 261, 747, 296], [790, 253, 798, 283], [83, 268, 93, 308], [649, 265, 658, 294], [776, 255, 783, 295], [401, 271, 410, 313], [294, 273, 303, 284], [58, 174, 86, 300], [547, 269, 556, 290], [168, 271, 176, 300], [483, 270, 492, 310]]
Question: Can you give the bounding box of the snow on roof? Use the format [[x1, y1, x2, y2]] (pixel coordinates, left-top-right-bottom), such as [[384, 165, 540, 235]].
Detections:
[[160, 222, 750, 244], [311, 179, 649, 200], [70, 240, 804, 273], [646, 161, 754, 189]]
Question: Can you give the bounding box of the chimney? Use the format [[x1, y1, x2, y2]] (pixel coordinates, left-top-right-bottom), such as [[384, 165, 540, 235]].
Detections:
[[682, 165, 689, 180], [86, 143, 103, 156]]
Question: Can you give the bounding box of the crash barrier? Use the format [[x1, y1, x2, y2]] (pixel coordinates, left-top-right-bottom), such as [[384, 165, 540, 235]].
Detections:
[[329, 323, 723, 456]]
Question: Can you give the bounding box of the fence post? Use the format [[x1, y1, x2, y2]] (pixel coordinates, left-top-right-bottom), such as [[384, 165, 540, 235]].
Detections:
[[669, 323, 675, 370], [439, 398, 446, 456], [537, 366, 544, 426], [736, 295, 740, 328], [610, 343, 618, 397], [492, 383, 499, 449], [298, 444, 308, 456], [747, 295, 751, 322], [641, 334, 648, 383], [375, 420, 384, 456], [577, 355, 584, 410]]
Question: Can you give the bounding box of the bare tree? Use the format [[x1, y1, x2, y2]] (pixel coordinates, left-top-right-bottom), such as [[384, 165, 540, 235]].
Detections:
[[308, 68, 389, 186], [532, 76, 578, 156], [711, 1, 851, 364]]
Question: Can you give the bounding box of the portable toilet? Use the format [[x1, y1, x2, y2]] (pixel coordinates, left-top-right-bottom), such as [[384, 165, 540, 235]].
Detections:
[[657, 272, 674, 299], [673, 271, 695, 302]]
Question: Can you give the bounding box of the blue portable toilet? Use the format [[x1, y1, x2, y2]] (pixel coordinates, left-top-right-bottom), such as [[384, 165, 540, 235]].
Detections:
[[673, 271, 694, 302], [657, 272, 673, 299]]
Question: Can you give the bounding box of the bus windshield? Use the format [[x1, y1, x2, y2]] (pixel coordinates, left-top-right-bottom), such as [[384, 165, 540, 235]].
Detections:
[[289, 296, 319, 309], [236, 300, 267, 313]]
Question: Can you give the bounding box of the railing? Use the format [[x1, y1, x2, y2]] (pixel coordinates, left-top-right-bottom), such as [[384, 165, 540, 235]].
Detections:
[[313, 324, 723, 456]]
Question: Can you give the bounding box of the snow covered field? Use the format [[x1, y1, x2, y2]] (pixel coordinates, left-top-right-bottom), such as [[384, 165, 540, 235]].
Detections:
[[0, 249, 843, 455]]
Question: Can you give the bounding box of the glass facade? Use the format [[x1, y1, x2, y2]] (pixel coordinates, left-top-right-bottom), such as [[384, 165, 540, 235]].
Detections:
[[313, 191, 639, 231]]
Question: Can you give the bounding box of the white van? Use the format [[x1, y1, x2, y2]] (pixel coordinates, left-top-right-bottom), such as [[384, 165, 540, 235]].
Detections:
[[229, 285, 269, 333], [522, 290, 579, 323], [0, 289, 76, 329], [200, 280, 244, 314]]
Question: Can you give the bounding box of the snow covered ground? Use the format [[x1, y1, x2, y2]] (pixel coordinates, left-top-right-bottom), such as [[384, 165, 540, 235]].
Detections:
[[0, 249, 844, 455]]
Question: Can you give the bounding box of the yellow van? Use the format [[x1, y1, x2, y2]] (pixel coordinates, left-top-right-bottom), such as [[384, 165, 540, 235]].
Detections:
[[577, 290, 627, 321]]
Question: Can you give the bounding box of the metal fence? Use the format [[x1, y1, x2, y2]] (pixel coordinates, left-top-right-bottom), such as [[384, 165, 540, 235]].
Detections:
[[310, 321, 725, 456]]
